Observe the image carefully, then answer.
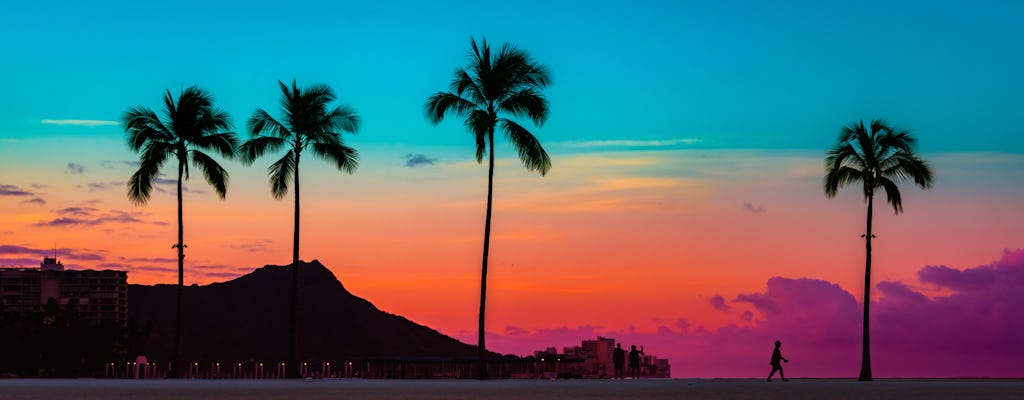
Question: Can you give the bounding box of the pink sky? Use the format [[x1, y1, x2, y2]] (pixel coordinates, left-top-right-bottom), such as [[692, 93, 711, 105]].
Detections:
[[2, 136, 1023, 377]]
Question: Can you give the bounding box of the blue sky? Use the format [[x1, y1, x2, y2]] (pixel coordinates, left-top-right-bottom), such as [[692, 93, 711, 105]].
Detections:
[[1, 0, 1021, 154], [3, 2, 1024, 375]]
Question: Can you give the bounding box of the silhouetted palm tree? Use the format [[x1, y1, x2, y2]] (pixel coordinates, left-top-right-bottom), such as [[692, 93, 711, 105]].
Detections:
[[824, 119, 933, 381], [425, 38, 551, 378], [123, 87, 236, 378], [239, 80, 359, 378]]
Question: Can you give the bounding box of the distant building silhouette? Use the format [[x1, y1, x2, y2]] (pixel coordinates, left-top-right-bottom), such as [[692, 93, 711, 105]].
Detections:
[[528, 336, 670, 378], [0, 257, 127, 327]]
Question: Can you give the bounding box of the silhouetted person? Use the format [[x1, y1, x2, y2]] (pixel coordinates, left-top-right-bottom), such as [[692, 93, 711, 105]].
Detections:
[[613, 343, 626, 379], [628, 345, 644, 379], [767, 340, 789, 381]]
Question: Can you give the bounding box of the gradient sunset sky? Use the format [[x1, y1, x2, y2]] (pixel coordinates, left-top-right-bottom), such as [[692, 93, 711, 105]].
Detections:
[[1, 1, 1022, 377]]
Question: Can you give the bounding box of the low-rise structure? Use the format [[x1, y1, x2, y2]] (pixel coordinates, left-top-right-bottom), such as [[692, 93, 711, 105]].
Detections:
[[529, 336, 671, 378]]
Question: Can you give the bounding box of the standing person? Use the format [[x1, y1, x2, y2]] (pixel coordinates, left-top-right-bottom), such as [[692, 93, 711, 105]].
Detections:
[[628, 345, 644, 379], [613, 343, 626, 379], [767, 340, 789, 381]]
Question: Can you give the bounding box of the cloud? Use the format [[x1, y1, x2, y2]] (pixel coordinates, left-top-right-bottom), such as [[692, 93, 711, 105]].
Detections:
[[41, 119, 119, 127], [34, 210, 145, 227], [117, 256, 176, 263], [229, 239, 274, 253], [77, 181, 126, 192], [561, 138, 701, 148], [472, 249, 1024, 378], [101, 160, 141, 169], [505, 326, 530, 336], [57, 207, 98, 216], [66, 162, 86, 174], [153, 175, 177, 185], [0, 184, 34, 196], [0, 245, 105, 261], [743, 202, 766, 214], [918, 264, 999, 292], [20, 197, 46, 205], [403, 153, 439, 167], [709, 294, 732, 311]]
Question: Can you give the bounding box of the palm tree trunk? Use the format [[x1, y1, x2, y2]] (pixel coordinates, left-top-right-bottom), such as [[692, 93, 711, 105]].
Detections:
[[288, 150, 301, 378], [859, 193, 874, 381], [172, 160, 185, 379], [477, 128, 496, 379]]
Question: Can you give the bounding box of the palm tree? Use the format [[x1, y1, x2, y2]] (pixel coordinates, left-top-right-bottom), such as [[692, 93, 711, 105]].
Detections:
[[824, 118, 933, 381], [239, 80, 359, 378], [122, 86, 236, 378], [425, 38, 552, 378]]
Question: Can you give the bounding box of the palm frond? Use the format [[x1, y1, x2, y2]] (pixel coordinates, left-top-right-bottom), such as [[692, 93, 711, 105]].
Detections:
[[450, 69, 486, 104], [268, 151, 295, 199], [882, 154, 934, 189], [189, 150, 230, 199], [248, 109, 292, 139], [497, 88, 549, 126], [466, 110, 492, 163], [425, 92, 477, 125], [877, 127, 915, 155], [192, 132, 238, 159], [500, 119, 551, 176], [123, 107, 174, 151], [824, 166, 865, 198], [825, 118, 933, 207], [238, 136, 287, 165], [195, 107, 234, 138], [876, 176, 904, 214], [326, 104, 360, 134], [127, 141, 174, 205], [310, 142, 359, 173]]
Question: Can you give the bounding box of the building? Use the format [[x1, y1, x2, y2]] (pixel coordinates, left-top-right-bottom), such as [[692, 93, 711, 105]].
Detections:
[[0, 257, 127, 327], [529, 336, 671, 378]]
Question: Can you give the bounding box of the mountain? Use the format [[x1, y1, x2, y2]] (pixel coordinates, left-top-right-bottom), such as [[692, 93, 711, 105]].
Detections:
[[128, 260, 485, 362]]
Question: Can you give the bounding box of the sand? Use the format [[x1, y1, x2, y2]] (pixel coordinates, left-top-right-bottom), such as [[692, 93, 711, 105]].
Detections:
[[0, 378, 1021, 400]]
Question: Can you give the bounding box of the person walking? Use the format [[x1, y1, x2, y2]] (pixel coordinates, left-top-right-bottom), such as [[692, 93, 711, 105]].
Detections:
[[767, 340, 789, 381]]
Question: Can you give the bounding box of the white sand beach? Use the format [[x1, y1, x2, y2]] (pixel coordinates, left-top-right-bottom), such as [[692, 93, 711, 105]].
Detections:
[[0, 379, 1022, 400]]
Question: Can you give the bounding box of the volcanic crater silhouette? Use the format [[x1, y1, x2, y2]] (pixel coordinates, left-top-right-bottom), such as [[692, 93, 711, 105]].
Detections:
[[129, 260, 485, 362]]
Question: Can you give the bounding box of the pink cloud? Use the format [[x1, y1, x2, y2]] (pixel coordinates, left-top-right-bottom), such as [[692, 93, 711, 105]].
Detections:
[[473, 249, 1024, 378]]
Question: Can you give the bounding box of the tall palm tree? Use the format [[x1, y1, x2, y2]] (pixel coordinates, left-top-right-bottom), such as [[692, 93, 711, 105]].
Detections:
[[123, 86, 236, 378], [824, 118, 933, 381], [425, 38, 552, 378], [239, 80, 359, 378]]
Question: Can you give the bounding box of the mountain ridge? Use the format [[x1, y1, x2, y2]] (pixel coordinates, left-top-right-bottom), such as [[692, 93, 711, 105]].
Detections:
[[128, 260, 489, 362]]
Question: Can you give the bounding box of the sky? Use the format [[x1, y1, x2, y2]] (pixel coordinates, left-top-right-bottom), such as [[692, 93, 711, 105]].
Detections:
[[1, 1, 1023, 377]]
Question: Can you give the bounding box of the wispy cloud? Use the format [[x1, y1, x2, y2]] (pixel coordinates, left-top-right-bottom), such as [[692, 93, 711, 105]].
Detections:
[[21, 197, 46, 205], [77, 181, 126, 192], [0, 245, 105, 261], [66, 162, 86, 174], [561, 138, 701, 148], [229, 239, 274, 253], [0, 184, 34, 196], [41, 119, 119, 127], [743, 202, 766, 214], [34, 210, 145, 227], [56, 207, 98, 217], [403, 153, 439, 168], [101, 160, 140, 169]]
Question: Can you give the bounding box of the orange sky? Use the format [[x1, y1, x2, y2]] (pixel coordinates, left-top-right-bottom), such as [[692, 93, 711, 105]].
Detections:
[[3, 134, 1022, 351]]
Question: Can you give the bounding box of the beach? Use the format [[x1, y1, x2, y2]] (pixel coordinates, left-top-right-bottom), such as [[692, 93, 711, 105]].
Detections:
[[0, 379, 1021, 400]]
